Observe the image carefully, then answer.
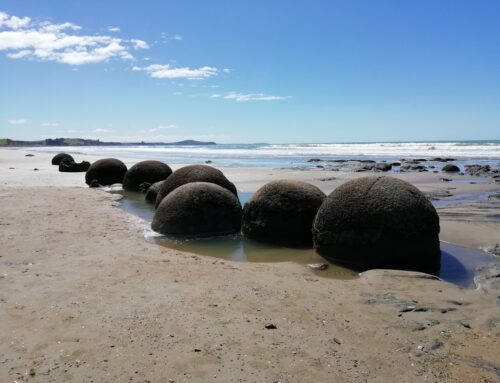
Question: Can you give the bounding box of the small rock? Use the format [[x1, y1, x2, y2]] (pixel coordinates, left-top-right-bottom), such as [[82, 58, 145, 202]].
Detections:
[[264, 323, 277, 330], [421, 339, 444, 351], [25, 154, 35, 157], [459, 321, 471, 329], [440, 178, 452, 182], [486, 244, 500, 256], [307, 263, 329, 271], [33, 168, 39, 171]]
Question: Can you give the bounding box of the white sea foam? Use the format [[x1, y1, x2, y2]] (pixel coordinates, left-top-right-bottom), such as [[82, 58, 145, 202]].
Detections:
[[35, 141, 500, 159]]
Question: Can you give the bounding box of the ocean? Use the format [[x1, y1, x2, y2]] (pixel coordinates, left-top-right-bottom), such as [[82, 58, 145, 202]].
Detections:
[[32, 140, 500, 168]]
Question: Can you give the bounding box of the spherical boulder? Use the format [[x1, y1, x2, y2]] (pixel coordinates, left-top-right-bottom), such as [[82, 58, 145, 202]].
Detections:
[[442, 164, 460, 172], [155, 165, 237, 208], [122, 160, 172, 191], [312, 176, 441, 273], [152, 182, 242, 237], [51, 153, 74, 165], [242, 180, 326, 245], [145, 181, 165, 203], [85, 158, 127, 186]]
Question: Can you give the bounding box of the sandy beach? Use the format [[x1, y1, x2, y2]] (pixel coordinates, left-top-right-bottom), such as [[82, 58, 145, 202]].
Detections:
[[1, 148, 500, 383]]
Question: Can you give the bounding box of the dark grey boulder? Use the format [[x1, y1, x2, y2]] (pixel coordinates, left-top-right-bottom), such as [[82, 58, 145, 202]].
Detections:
[[85, 158, 127, 186], [242, 180, 326, 245], [51, 153, 74, 165], [400, 164, 427, 172], [59, 160, 91, 172], [145, 181, 165, 203], [442, 164, 460, 172], [312, 176, 441, 273], [89, 179, 101, 188], [152, 182, 242, 237], [122, 160, 172, 191], [155, 164, 237, 208], [139, 182, 152, 193]]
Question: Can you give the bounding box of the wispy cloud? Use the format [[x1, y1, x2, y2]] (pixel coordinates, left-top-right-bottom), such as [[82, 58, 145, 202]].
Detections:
[[133, 64, 218, 80], [108, 26, 120, 32], [211, 92, 291, 102], [92, 128, 110, 133], [131, 39, 149, 50], [148, 124, 178, 133], [0, 11, 149, 65], [159, 32, 183, 44], [41, 122, 59, 127], [8, 118, 27, 125]]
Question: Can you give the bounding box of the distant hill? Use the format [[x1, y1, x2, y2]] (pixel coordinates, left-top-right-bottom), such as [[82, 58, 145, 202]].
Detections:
[[0, 138, 217, 147]]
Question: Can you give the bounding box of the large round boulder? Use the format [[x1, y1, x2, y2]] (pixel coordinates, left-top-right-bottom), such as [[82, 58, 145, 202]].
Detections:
[[155, 165, 237, 208], [51, 153, 74, 165], [123, 160, 172, 191], [85, 158, 127, 186], [242, 180, 326, 245], [145, 181, 165, 203], [152, 182, 242, 237], [312, 176, 440, 273]]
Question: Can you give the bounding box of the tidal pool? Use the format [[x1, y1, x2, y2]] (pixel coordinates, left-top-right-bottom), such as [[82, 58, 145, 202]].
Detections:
[[114, 189, 499, 288]]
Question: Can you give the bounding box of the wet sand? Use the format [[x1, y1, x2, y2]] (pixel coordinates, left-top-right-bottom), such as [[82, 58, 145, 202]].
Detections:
[[1, 148, 500, 382]]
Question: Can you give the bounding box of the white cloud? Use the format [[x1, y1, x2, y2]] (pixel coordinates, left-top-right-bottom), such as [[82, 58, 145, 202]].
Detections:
[[0, 10, 149, 65], [108, 26, 120, 32], [133, 64, 218, 80], [130, 39, 149, 50], [0, 12, 30, 29], [160, 33, 183, 43], [66, 129, 77, 133], [211, 92, 291, 102], [158, 124, 177, 130], [222, 68, 232, 73], [92, 128, 110, 133], [41, 122, 59, 127], [8, 118, 27, 124]]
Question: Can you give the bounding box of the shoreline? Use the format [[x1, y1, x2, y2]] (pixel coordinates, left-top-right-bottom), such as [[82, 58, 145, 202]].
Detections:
[[1, 148, 500, 382]]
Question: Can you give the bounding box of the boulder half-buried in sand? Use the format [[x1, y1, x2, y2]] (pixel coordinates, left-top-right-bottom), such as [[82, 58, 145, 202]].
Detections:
[[155, 164, 237, 208], [152, 182, 242, 237], [51, 153, 74, 165], [312, 176, 441, 273], [242, 180, 326, 245], [85, 158, 127, 186], [123, 160, 172, 191]]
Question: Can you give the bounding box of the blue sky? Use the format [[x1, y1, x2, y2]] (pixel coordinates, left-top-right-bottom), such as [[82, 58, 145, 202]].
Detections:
[[1, 1, 499, 143]]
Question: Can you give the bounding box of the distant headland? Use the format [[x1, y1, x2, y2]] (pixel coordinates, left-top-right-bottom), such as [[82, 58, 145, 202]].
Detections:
[[0, 138, 216, 147]]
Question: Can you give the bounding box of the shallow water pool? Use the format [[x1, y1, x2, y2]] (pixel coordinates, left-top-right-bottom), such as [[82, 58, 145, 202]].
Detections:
[[113, 189, 499, 288]]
